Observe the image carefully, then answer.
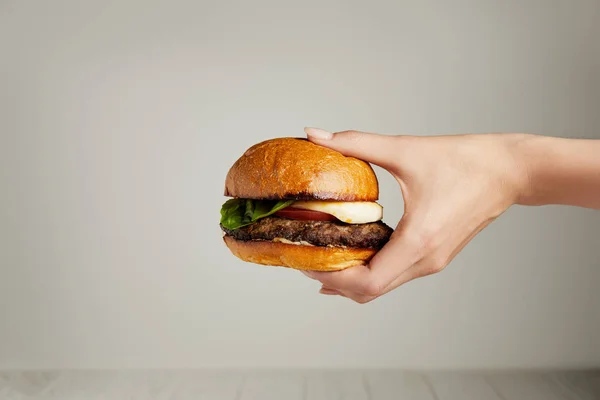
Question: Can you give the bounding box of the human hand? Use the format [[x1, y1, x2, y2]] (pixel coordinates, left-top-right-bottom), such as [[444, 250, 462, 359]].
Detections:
[[301, 128, 531, 303]]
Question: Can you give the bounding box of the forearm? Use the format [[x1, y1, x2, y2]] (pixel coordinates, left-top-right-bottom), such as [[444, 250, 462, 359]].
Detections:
[[516, 134, 600, 209]]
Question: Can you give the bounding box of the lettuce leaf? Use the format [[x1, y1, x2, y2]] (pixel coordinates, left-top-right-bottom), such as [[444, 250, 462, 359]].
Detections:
[[220, 198, 294, 230]]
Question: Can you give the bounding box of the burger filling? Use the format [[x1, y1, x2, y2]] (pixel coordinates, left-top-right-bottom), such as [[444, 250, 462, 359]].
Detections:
[[219, 198, 393, 249], [281, 200, 383, 224], [221, 217, 392, 249]]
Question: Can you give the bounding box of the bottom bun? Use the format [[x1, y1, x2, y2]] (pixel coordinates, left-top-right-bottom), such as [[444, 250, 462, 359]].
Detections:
[[223, 235, 376, 271]]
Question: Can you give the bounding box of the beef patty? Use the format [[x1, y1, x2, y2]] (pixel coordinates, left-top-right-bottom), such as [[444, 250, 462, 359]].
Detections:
[[221, 217, 393, 249]]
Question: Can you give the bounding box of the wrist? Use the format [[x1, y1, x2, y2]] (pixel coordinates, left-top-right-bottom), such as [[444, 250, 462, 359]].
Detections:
[[507, 133, 544, 206], [489, 133, 539, 207]]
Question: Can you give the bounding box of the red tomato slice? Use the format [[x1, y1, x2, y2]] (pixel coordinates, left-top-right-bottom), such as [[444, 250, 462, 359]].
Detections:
[[274, 207, 337, 221]]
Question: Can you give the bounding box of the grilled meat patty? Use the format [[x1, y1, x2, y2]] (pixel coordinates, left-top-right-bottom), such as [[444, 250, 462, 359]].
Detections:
[[221, 216, 393, 249]]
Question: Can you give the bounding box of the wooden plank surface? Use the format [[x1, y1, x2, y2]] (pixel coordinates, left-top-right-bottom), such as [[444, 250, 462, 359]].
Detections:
[[484, 372, 571, 400], [305, 371, 369, 400], [0, 370, 597, 399], [365, 371, 436, 400], [426, 372, 503, 400]]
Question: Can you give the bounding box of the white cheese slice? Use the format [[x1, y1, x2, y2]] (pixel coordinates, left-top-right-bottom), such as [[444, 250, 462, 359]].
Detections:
[[291, 201, 383, 224]]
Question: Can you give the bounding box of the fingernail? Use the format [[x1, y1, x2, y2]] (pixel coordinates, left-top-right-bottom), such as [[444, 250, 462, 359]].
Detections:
[[319, 288, 339, 295], [304, 127, 333, 140]]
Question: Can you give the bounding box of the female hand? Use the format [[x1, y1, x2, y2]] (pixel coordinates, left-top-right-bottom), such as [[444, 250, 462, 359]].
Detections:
[[301, 128, 600, 303]]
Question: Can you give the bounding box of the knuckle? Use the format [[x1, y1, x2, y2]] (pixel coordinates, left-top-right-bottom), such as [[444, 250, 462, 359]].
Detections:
[[360, 277, 384, 297], [338, 130, 364, 144], [423, 235, 441, 256], [422, 253, 447, 275], [348, 293, 375, 304], [419, 224, 445, 253], [401, 228, 437, 262]]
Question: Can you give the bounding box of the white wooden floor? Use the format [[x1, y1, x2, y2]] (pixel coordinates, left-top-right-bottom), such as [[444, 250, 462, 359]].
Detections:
[[0, 370, 598, 399]]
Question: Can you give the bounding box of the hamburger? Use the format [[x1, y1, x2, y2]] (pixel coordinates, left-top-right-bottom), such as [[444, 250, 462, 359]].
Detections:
[[219, 137, 393, 271]]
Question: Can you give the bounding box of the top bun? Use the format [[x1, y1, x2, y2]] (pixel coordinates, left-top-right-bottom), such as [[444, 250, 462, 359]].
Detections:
[[224, 138, 379, 201]]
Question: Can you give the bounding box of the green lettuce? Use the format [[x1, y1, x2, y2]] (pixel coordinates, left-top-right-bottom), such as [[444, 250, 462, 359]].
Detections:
[[220, 198, 294, 230]]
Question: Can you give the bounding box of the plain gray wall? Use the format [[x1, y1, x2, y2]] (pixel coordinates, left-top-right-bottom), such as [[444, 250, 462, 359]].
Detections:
[[1, 0, 599, 369]]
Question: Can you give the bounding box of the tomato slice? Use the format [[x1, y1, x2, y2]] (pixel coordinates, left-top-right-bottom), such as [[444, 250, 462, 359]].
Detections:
[[274, 207, 337, 221]]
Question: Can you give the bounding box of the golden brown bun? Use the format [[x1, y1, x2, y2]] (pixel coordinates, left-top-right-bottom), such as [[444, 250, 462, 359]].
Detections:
[[223, 235, 376, 271], [224, 138, 379, 201]]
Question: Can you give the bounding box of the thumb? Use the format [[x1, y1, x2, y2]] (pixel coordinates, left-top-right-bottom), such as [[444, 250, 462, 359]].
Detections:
[[304, 127, 400, 169]]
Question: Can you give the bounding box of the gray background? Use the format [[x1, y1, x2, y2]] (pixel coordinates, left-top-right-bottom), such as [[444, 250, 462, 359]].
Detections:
[[0, 0, 599, 369]]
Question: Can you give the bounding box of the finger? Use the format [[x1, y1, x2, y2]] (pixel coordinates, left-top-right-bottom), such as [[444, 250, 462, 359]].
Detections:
[[306, 219, 425, 297], [306, 264, 371, 294], [334, 263, 424, 304], [372, 216, 497, 297], [337, 257, 441, 304], [341, 293, 373, 304], [304, 127, 402, 169], [300, 270, 317, 279], [361, 218, 426, 287], [319, 286, 343, 296], [376, 257, 439, 297]]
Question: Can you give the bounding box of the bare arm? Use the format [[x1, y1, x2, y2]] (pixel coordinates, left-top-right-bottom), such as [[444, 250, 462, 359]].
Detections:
[[517, 135, 600, 209]]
